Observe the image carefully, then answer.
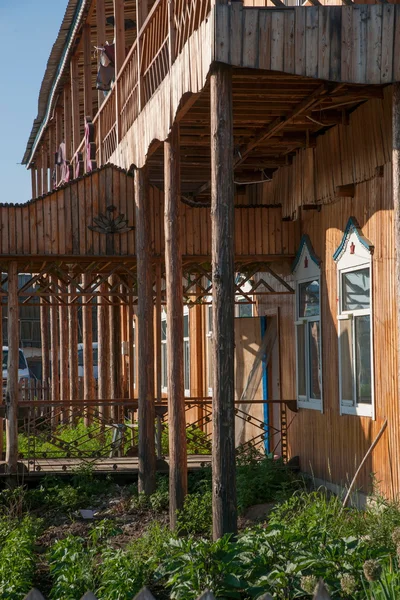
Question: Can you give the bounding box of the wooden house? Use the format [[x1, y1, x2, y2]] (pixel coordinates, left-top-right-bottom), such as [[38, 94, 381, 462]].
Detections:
[[2, 0, 400, 534]]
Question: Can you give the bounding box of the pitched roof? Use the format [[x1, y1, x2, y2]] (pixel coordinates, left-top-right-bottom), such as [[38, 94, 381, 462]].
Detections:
[[22, 0, 90, 167]]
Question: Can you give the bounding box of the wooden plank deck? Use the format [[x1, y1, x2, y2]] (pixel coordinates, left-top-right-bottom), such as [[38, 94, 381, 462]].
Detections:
[[0, 455, 212, 478]]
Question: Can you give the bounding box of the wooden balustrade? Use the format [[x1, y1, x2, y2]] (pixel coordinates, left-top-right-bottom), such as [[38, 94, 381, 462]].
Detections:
[[67, 0, 211, 174]]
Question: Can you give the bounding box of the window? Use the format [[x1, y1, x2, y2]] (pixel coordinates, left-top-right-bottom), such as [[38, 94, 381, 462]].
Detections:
[[161, 308, 190, 395], [292, 236, 322, 411], [334, 218, 374, 417], [206, 304, 213, 395], [161, 310, 167, 393]]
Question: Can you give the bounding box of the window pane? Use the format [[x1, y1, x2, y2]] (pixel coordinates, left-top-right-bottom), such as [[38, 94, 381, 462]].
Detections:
[[207, 306, 213, 333], [309, 321, 321, 399], [238, 303, 253, 318], [184, 314, 189, 338], [161, 344, 167, 388], [161, 320, 167, 341], [355, 315, 372, 405], [342, 268, 370, 312], [207, 335, 213, 391], [299, 280, 320, 318], [296, 323, 306, 397], [184, 340, 190, 391], [339, 319, 353, 403]]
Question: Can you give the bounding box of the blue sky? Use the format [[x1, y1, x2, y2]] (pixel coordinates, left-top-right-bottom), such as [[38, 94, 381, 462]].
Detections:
[[0, 1, 67, 204]]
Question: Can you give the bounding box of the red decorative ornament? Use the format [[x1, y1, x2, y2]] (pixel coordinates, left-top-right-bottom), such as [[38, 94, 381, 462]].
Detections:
[[304, 256, 308, 268], [350, 242, 355, 255]]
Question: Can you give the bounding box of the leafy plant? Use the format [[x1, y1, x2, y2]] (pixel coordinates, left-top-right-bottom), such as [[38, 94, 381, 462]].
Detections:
[[177, 491, 213, 536]]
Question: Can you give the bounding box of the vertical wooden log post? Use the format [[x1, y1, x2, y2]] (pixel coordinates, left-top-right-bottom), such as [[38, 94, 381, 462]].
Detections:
[[155, 263, 162, 459], [135, 167, 156, 495], [98, 282, 110, 418], [68, 282, 79, 411], [59, 283, 70, 421], [31, 168, 37, 200], [64, 84, 72, 161], [97, 0, 106, 110], [55, 108, 63, 184], [5, 262, 19, 475], [210, 63, 237, 539], [109, 275, 122, 421], [42, 143, 49, 195], [50, 277, 60, 423], [82, 273, 94, 425], [83, 24, 93, 120], [71, 56, 81, 155], [113, 0, 125, 143], [168, 0, 176, 67], [40, 302, 50, 400], [393, 84, 400, 429], [36, 154, 43, 197], [135, 0, 148, 112], [164, 123, 187, 527]]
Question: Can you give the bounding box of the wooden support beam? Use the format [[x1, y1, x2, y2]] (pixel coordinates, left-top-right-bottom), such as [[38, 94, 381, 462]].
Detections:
[[59, 283, 70, 419], [36, 155, 43, 197], [113, 0, 126, 76], [154, 263, 162, 459], [71, 56, 81, 155], [64, 84, 72, 160], [393, 83, 400, 448], [96, 0, 106, 108], [50, 277, 60, 418], [5, 261, 19, 474], [164, 123, 187, 528], [136, 0, 149, 30], [109, 275, 122, 420], [83, 25, 93, 119], [168, 0, 176, 67], [113, 0, 125, 142], [83, 273, 94, 423], [68, 282, 79, 404], [55, 107, 63, 184], [135, 167, 156, 495], [98, 282, 110, 418], [210, 63, 237, 539], [40, 303, 50, 399], [31, 168, 37, 200], [42, 144, 49, 195]]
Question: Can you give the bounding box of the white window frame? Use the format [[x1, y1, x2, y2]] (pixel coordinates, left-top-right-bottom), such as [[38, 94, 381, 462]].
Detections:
[[335, 225, 374, 418], [183, 307, 190, 397], [292, 237, 323, 412], [161, 309, 168, 394], [161, 307, 191, 396], [206, 303, 213, 397]]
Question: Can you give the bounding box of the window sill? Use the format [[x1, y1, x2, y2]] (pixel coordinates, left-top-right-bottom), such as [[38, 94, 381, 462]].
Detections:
[[341, 404, 373, 418], [298, 400, 323, 412]]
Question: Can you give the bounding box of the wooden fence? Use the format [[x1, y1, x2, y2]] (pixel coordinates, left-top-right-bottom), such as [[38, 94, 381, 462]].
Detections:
[[24, 581, 331, 599]]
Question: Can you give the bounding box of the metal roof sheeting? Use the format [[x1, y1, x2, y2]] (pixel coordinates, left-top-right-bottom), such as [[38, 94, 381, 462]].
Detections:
[[22, 0, 90, 167]]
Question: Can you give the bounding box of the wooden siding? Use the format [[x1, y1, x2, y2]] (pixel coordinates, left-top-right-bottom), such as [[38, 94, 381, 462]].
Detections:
[[259, 166, 398, 498], [0, 165, 298, 259], [216, 4, 400, 85], [250, 87, 393, 219]]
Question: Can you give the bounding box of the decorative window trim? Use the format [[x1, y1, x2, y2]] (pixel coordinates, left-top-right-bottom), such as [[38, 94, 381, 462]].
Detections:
[[183, 307, 190, 397], [292, 235, 323, 412], [334, 217, 375, 419]]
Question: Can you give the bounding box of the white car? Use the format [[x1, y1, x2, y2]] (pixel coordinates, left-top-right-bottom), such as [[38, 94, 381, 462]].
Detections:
[[77, 342, 98, 379], [2, 346, 31, 383]]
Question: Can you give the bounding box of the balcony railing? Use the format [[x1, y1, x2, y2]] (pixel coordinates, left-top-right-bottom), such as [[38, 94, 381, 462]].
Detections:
[[72, 0, 211, 172]]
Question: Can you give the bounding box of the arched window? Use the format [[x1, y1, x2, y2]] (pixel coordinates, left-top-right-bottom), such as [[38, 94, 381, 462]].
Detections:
[[334, 218, 374, 418], [292, 235, 322, 411]]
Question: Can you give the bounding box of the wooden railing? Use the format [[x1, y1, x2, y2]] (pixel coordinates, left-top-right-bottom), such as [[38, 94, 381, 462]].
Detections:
[[81, 0, 211, 169]]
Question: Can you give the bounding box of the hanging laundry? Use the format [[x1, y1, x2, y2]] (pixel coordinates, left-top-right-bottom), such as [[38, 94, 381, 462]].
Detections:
[[96, 43, 115, 92]]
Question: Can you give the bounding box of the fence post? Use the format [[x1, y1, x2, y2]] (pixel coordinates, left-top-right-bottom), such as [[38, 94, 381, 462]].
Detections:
[[5, 261, 19, 475]]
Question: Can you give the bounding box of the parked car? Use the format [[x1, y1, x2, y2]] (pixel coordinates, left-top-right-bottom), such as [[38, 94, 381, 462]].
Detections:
[[77, 342, 98, 379], [2, 346, 31, 384]]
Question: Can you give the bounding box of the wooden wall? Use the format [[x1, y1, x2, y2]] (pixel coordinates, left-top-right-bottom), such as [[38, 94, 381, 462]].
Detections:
[[258, 158, 398, 498], [250, 87, 393, 219], [216, 4, 400, 85], [0, 165, 298, 259]]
